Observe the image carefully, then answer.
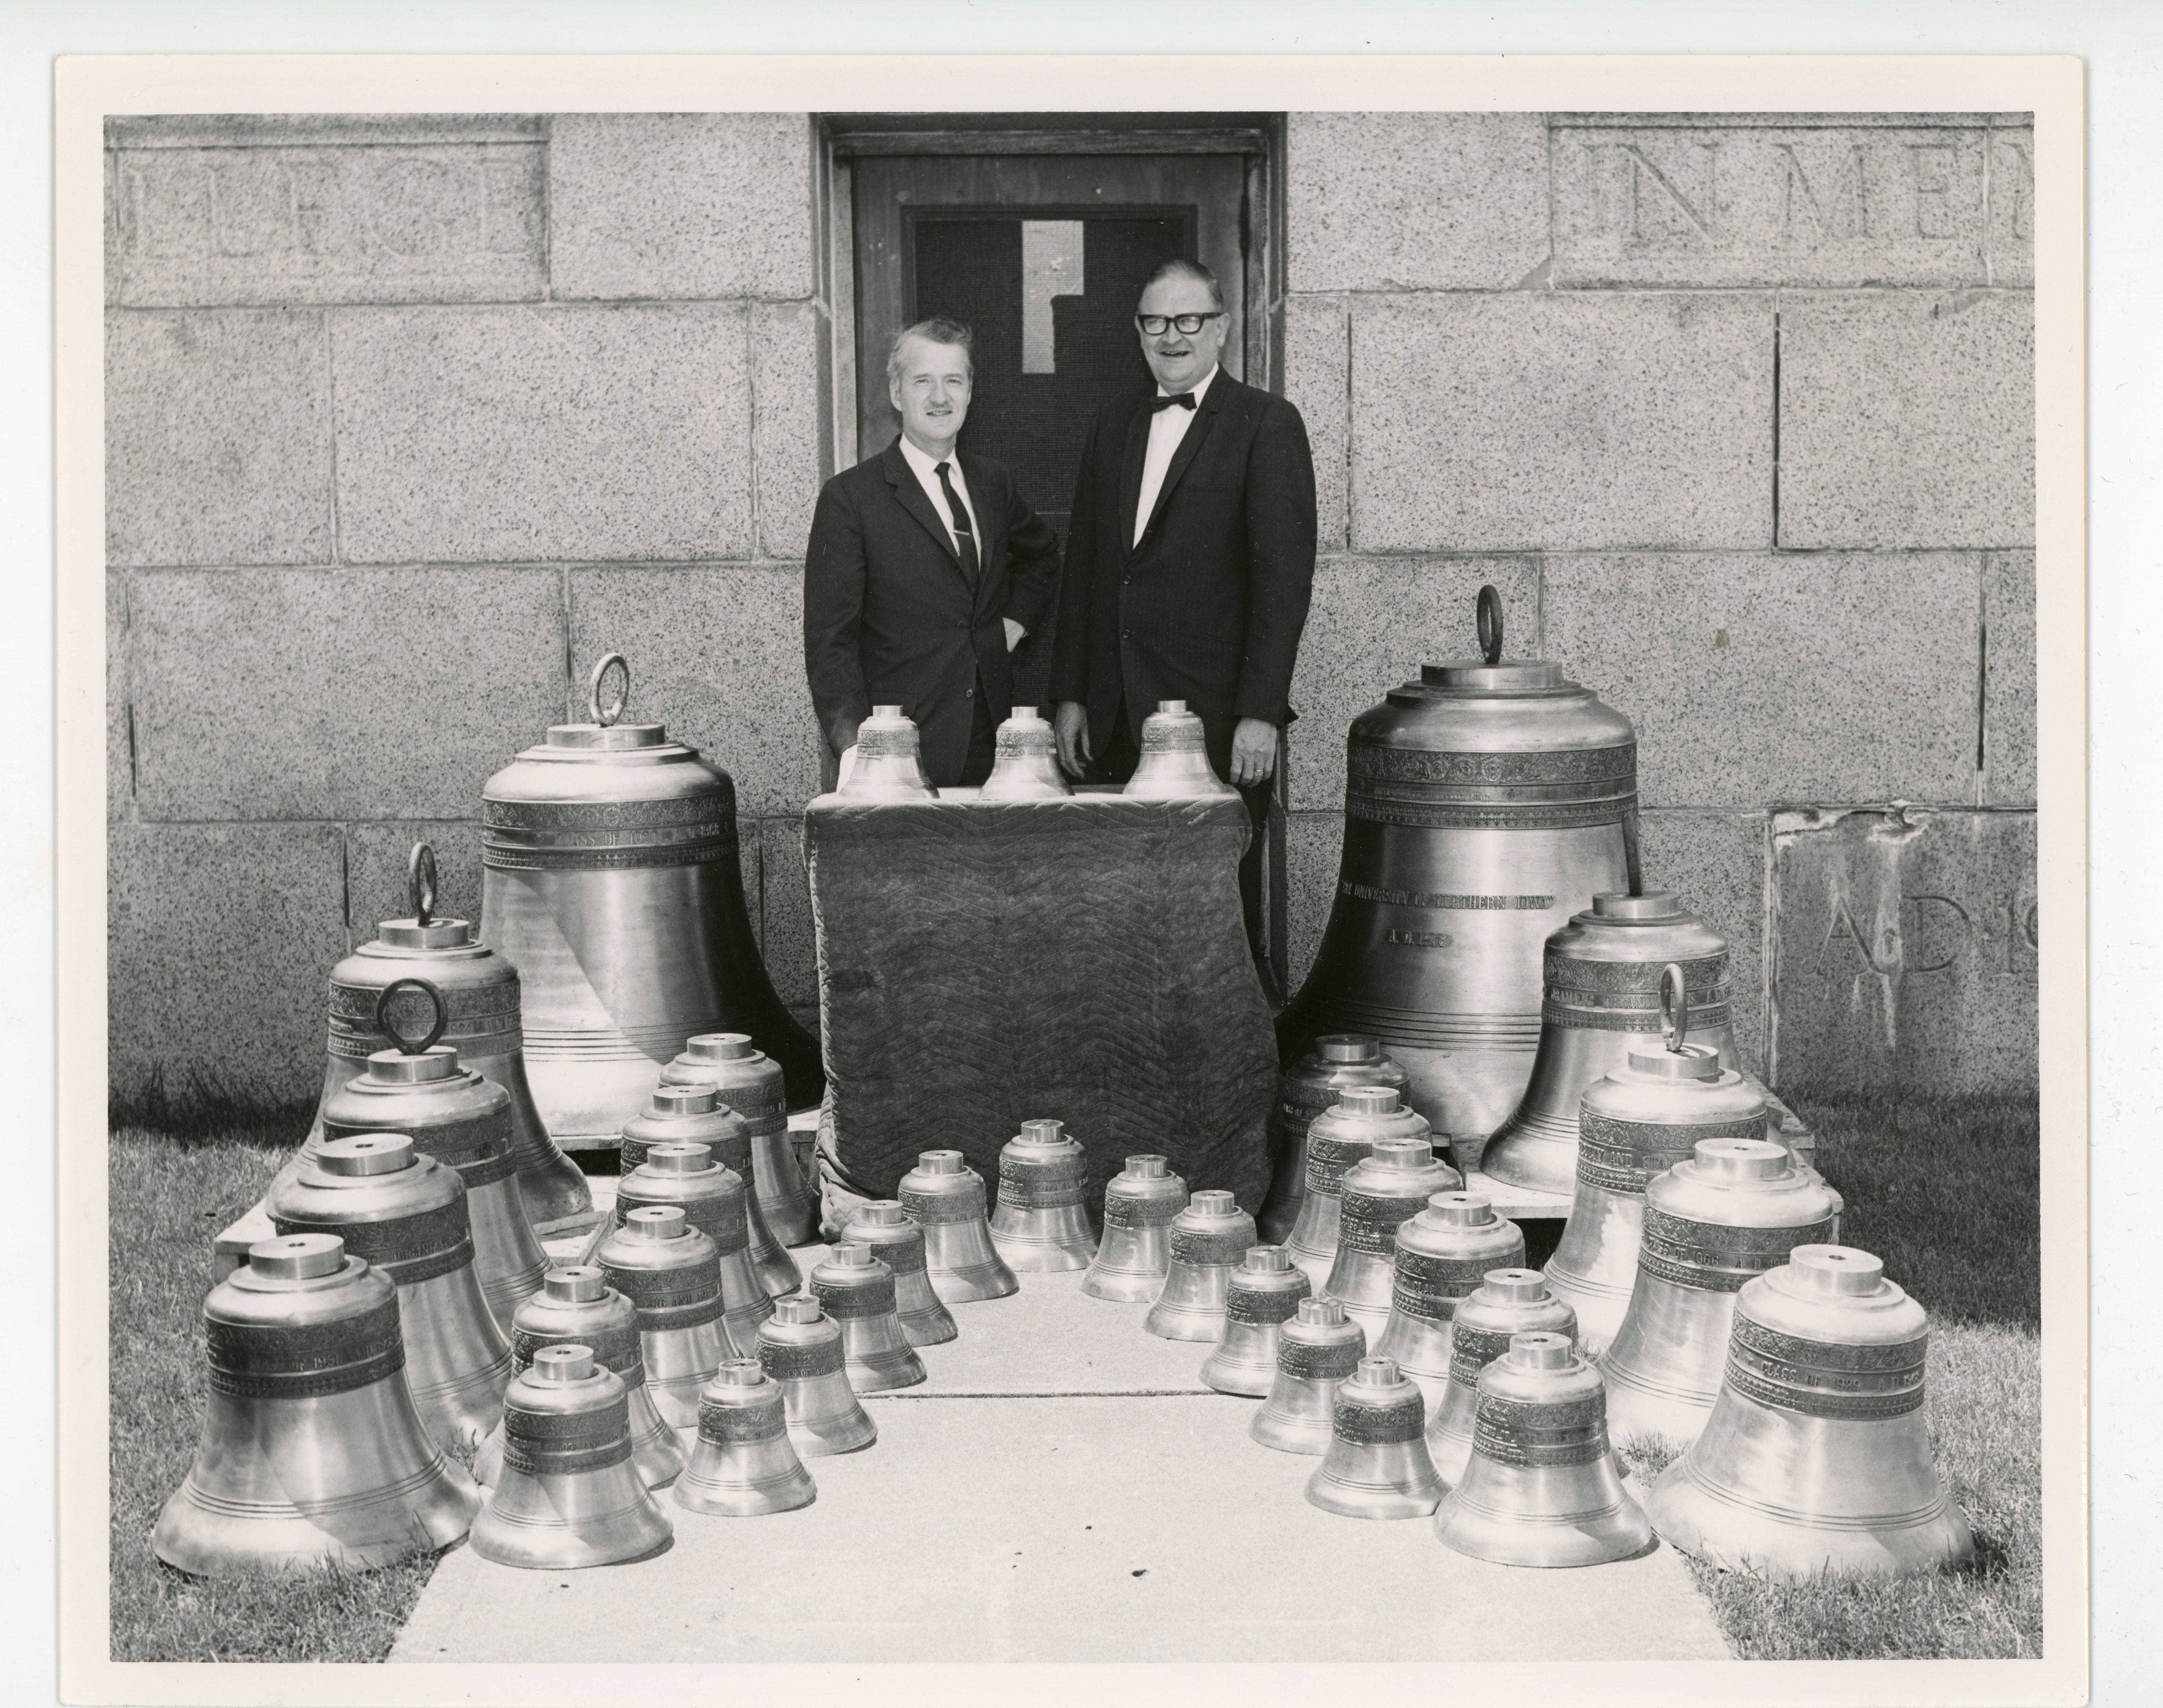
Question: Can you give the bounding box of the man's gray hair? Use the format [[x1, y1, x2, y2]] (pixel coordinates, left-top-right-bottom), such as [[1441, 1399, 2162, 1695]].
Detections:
[[1138, 257, 1225, 312], [887, 317, 976, 389]]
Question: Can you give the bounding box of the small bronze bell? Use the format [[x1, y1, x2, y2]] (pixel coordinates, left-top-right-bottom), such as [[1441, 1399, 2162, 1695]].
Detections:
[[1373, 1191, 1526, 1406], [978, 705, 1073, 800], [1427, 1268, 1578, 1487], [837, 704, 939, 800], [1200, 1245, 1311, 1397], [809, 1243, 927, 1392], [1285, 1085, 1432, 1289], [1082, 1154, 1188, 1303], [474, 1266, 684, 1492], [1648, 1245, 1975, 1580], [1258, 1034, 1409, 1245], [674, 1359, 818, 1517], [1144, 1191, 1258, 1342], [896, 1150, 1018, 1303], [1321, 1137, 1462, 1336], [660, 1032, 818, 1251], [1250, 1297, 1368, 1455], [841, 1200, 958, 1346], [607, 1143, 776, 1359], [604, 1084, 797, 1298], [989, 1118, 1099, 1272], [756, 1294, 877, 1456], [1435, 1331, 1653, 1567], [1305, 1356, 1446, 1519], [1601, 1137, 1843, 1450], [594, 1205, 732, 1439], [153, 1234, 478, 1577], [1122, 700, 1239, 801], [471, 1344, 674, 1569], [266, 1133, 512, 1452]]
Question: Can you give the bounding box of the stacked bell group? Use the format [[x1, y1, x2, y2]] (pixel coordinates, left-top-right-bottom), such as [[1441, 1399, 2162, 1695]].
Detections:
[[1427, 1268, 1579, 1487], [660, 1032, 819, 1250], [1258, 1034, 1409, 1245], [1285, 1085, 1432, 1290], [1372, 1190, 1525, 1406]]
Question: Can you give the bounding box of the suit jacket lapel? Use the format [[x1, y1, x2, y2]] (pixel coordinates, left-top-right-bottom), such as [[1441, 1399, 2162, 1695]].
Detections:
[[1138, 373, 1229, 544], [1117, 395, 1151, 561], [882, 441, 965, 575]]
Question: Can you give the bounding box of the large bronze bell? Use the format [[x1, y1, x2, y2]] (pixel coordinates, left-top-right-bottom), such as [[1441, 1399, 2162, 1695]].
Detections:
[[1647, 1245, 1975, 1580], [1321, 1138, 1462, 1335], [1546, 976, 1772, 1357], [1250, 1297, 1367, 1455], [756, 1295, 877, 1456], [1602, 1138, 1843, 1449], [1285, 1085, 1432, 1289], [470, 1344, 673, 1569], [841, 1200, 959, 1346], [1200, 1245, 1311, 1397], [265, 1134, 511, 1450], [1257, 1034, 1409, 1245], [1434, 1331, 1653, 1567], [978, 705, 1073, 801], [1373, 1190, 1526, 1406], [1427, 1268, 1578, 1486], [674, 1359, 818, 1517], [609, 1143, 775, 1356], [659, 1032, 819, 1250], [897, 1149, 1018, 1303], [153, 1233, 478, 1577], [595, 1204, 732, 1438], [604, 1083, 797, 1298], [1122, 700, 1240, 800], [1305, 1356, 1446, 1520], [809, 1243, 927, 1392], [1278, 587, 1638, 1168], [479, 654, 819, 1150], [988, 1118, 1099, 1272], [837, 704, 939, 800], [1144, 1191, 1258, 1341], [1485, 901, 1740, 1195], [1081, 1154, 1188, 1303]]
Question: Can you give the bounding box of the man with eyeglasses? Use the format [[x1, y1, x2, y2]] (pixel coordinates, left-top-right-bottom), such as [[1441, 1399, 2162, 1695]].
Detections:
[[1049, 257, 1318, 984]]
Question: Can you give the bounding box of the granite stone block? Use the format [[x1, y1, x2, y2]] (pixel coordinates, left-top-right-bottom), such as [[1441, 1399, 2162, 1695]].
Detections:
[[1554, 123, 1991, 287], [1635, 811, 1770, 1074], [1777, 289, 2035, 550], [1988, 125, 2035, 287], [345, 821, 487, 938], [1283, 297, 1349, 551], [1287, 114, 1549, 292], [1543, 552, 1979, 809], [1351, 294, 1774, 552], [128, 567, 566, 820], [107, 573, 130, 820], [331, 304, 753, 563], [1985, 550, 2036, 805], [755, 299, 826, 561], [549, 114, 814, 301], [1771, 807, 2036, 1094], [109, 822, 348, 1104], [1284, 809, 1345, 996], [760, 814, 816, 1008], [567, 565, 819, 817], [1285, 556, 1538, 813], [106, 310, 332, 566]]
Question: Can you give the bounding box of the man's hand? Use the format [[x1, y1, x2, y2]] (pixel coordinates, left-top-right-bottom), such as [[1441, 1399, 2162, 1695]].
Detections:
[[1228, 716, 1279, 788], [1002, 617, 1026, 653], [1053, 700, 1093, 780]]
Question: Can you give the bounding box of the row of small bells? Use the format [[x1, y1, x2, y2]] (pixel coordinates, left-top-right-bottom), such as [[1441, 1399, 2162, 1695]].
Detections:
[[834, 696, 1236, 803]]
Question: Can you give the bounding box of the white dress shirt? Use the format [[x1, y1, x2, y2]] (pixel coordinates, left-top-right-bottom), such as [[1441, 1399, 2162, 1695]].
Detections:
[[896, 433, 980, 557], [1133, 363, 1219, 548]]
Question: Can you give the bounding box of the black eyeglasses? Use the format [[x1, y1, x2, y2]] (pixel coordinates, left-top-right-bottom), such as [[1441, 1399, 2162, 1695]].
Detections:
[[1135, 312, 1226, 336]]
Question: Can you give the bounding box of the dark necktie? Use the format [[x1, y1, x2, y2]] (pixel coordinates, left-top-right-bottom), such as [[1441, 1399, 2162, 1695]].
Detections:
[[935, 460, 979, 584], [1150, 391, 1197, 412]]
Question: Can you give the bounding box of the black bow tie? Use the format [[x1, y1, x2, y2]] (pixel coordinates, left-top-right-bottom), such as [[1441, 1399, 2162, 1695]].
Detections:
[[1150, 391, 1197, 412]]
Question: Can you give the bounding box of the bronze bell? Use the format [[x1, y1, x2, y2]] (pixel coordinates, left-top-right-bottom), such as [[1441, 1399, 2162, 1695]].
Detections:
[[1144, 1190, 1258, 1342], [1648, 1245, 1975, 1580], [1435, 1331, 1653, 1567], [896, 1149, 1018, 1303], [471, 1344, 674, 1569], [610, 1143, 776, 1358], [1305, 1356, 1446, 1520], [756, 1294, 877, 1456], [1601, 1137, 1843, 1450], [319, 980, 547, 1330], [838, 703, 939, 800], [1257, 1034, 1409, 1245], [988, 1118, 1099, 1272], [1373, 1191, 1526, 1407], [1484, 895, 1740, 1195], [1427, 1268, 1578, 1487], [1546, 974, 1772, 1357], [594, 1204, 732, 1439], [1200, 1245, 1311, 1397], [153, 1233, 478, 1577], [978, 704, 1073, 800], [479, 653, 820, 1150], [604, 1083, 797, 1298], [841, 1200, 958, 1346], [809, 1243, 927, 1392], [660, 1032, 819, 1251], [1278, 586, 1638, 1168], [266, 1133, 512, 1451], [1250, 1297, 1368, 1455], [474, 1265, 682, 1492], [1082, 1154, 1188, 1303], [1321, 1137, 1462, 1336], [312, 843, 592, 1233], [674, 1359, 818, 1517], [1285, 1085, 1432, 1290], [1122, 700, 1239, 800]]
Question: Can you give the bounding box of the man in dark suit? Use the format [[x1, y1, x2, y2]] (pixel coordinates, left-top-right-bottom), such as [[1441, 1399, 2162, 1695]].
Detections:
[[804, 317, 1061, 788], [1049, 259, 1318, 970]]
